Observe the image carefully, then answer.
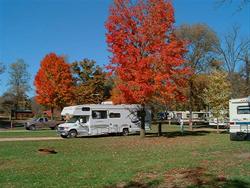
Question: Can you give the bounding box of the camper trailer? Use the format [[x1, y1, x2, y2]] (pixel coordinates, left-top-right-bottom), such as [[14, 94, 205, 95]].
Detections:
[[229, 97, 250, 141], [171, 111, 209, 125], [57, 104, 151, 138]]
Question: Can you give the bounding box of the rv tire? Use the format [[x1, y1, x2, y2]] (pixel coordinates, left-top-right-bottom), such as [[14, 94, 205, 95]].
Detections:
[[61, 135, 68, 138], [68, 130, 77, 138], [122, 128, 129, 136], [230, 133, 246, 141]]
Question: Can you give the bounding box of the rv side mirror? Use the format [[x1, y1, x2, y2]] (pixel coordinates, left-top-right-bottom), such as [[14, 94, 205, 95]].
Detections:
[[79, 119, 83, 123]]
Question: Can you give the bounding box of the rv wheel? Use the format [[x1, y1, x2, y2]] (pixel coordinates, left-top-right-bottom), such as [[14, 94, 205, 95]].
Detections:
[[68, 130, 77, 138], [122, 128, 129, 136], [61, 135, 68, 138], [236, 133, 247, 141], [230, 133, 247, 141]]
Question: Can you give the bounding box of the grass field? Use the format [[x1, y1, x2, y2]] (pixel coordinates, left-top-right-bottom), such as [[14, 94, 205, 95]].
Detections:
[[0, 125, 250, 188], [0, 130, 58, 138]]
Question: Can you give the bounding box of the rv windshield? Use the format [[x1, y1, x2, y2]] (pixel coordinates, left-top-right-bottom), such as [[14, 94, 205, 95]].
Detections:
[[67, 116, 89, 123]]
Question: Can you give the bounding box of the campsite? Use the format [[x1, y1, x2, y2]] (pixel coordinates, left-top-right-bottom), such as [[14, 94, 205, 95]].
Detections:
[[0, 0, 249, 187]]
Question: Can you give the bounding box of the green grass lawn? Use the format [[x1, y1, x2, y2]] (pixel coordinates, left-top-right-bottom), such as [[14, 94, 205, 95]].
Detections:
[[0, 130, 58, 138], [0, 125, 250, 188]]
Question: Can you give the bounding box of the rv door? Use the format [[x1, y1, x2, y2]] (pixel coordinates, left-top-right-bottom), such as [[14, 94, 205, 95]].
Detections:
[[91, 110, 109, 135]]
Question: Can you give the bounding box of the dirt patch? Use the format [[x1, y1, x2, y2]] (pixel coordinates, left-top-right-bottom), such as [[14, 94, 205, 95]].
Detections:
[[38, 148, 57, 154], [235, 152, 250, 160], [161, 167, 226, 188], [108, 167, 230, 188]]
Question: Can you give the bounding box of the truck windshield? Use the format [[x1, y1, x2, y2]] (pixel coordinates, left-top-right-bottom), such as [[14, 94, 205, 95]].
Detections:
[[67, 116, 88, 123], [67, 116, 80, 123]]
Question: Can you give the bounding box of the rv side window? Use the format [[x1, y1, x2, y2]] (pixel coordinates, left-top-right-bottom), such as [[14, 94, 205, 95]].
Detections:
[[237, 106, 250, 114], [82, 107, 90, 111], [92, 111, 107, 119], [109, 113, 121, 118]]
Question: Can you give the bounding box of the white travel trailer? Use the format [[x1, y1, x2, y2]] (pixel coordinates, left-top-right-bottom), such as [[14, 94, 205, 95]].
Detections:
[[58, 104, 151, 138], [171, 111, 209, 125], [229, 97, 250, 141]]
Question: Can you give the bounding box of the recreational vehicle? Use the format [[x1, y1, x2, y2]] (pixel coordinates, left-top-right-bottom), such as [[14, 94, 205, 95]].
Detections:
[[208, 110, 229, 128], [229, 97, 250, 141], [57, 104, 151, 138], [171, 111, 209, 125]]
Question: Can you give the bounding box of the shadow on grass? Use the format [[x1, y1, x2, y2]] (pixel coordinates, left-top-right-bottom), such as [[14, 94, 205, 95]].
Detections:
[[76, 131, 212, 139], [147, 130, 211, 138], [107, 178, 250, 188], [105, 179, 161, 188], [0, 120, 11, 129]]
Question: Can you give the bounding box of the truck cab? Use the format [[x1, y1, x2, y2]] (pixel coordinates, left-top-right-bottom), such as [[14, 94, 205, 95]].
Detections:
[[58, 115, 90, 138]]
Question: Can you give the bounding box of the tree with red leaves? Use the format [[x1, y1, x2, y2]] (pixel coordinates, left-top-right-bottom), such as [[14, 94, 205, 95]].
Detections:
[[34, 53, 74, 119], [106, 0, 189, 137]]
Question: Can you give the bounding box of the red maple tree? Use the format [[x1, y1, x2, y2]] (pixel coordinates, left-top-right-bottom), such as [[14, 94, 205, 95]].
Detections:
[[106, 0, 189, 137], [34, 53, 74, 119]]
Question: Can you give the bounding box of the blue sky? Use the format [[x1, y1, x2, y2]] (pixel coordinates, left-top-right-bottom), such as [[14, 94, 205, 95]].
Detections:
[[0, 0, 249, 97]]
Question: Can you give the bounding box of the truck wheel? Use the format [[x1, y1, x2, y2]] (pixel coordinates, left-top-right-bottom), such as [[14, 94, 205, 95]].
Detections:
[[122, 128, 129, 136], [29, 125, 36, 131], [68, 130, 77, 138]]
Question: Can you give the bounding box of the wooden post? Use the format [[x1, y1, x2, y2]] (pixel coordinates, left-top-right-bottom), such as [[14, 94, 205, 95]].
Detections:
[[158, 122, 162, 136]]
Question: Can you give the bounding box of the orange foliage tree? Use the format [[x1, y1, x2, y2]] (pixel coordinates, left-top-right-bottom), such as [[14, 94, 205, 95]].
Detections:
[[106, 0, 189, 137], [34, 53, 74, 119]]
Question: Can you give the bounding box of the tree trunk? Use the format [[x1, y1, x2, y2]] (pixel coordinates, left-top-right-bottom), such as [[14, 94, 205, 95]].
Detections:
[[245, 55, 250, 94], [189, 80, 193, 131], [217, 117, 219, 134], [140, 106, 146, 138], [51, 107, 54, 120], [158, 122, 162, 136]]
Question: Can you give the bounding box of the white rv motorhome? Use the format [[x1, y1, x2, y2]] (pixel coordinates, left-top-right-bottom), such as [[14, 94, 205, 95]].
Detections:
[[229, 97, 250, 141], [58, 104, 151, 138]]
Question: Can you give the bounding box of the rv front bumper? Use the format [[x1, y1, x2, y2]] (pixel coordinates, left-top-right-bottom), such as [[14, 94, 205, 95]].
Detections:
[[57, 128, 69, 136]]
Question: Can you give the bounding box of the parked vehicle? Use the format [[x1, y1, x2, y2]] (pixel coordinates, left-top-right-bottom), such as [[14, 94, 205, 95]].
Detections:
[[58, 104, 151, 138], [229, 96, 250, 141], [208, 117, 229, 128], [170, 111, 209, 125], [25, 117, 62, 130], [157, 112, 168, 120]]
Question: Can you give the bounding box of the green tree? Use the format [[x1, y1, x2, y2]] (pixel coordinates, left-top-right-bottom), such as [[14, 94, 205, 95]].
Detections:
[[8, 59, 30, 111], [203, 70, 231, 133], [71, 59, 108, 104], [175, 23, 220, 130]]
